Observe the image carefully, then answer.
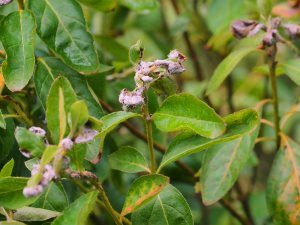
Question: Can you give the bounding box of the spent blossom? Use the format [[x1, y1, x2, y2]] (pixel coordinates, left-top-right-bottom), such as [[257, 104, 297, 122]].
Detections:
[[29, 126, 46, 137], [61, 138, 73, 150], [231, 20, 265, 39], [119, 88, 144, 110], [0, 0, 12, 6], [74, 127, 99, 144]]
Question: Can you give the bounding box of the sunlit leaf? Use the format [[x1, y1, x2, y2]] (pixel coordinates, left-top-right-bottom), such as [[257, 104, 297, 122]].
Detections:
[[0, 159, 14, 178]]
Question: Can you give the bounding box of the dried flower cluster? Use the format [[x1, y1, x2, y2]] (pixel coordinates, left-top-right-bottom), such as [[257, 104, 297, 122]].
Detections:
[[119, 50, 187, 110], [23, 164, 55, 197], [21, 125, 98, 198], [0, 0, 12, 6], [231, 17, 300, 46]]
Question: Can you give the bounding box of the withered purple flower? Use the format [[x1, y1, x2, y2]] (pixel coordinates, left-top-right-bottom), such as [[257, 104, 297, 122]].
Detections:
[[0, 0, 12, 6], [231, 20, 265, 39]]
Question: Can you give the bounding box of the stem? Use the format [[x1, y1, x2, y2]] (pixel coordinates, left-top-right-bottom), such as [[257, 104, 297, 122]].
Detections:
[[268, 44, 280, 149], [142, 95, 156, 173], [0, 50, 5, 58], [17, 0, 24, 10], [96, 184, 124, 225]]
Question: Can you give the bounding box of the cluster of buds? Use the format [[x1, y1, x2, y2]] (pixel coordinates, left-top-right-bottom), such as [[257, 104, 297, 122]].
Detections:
[[231, 17, 300, 47], [119, 50, 187, 110], [23, 164, 55, 198], [74, 127, 99, 144], [0, 0, 12, 6]]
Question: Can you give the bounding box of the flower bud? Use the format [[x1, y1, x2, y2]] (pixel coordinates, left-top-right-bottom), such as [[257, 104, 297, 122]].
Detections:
[[20, 150, 32, 158], [231, 20, 264, 39], [23, 185, 43, 198], [283, 23, 300, 38], [119, 88, 144, 109], [167, 61, 185, 74], [61, 138, 73, 150], [40, 164, 55, 186], [0, 0, 12, 6], [141, 76, 154, 83], [29, 126, 46, 137], [168, 50, 187, 63], [74, 127, 99, 144], [263, 29, 279, 47]]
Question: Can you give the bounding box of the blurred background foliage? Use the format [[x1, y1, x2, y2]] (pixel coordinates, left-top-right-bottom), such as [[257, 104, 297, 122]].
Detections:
[[1, 0, 300, 224]]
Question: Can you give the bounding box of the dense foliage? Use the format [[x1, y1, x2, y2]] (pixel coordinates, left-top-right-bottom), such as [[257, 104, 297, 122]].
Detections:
[[0, 0, 300, 225]]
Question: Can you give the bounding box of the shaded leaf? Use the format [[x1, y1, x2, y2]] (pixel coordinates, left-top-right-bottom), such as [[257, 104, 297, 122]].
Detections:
[[13, 207, 60, 221], [51, 191, 98, 225], [34, 57, 104, 119], [32, 182, 69, 212], [206, 47, 256, 95], [121, 174, 169, 216], [132, 185, 193, 225], [0, 159, 14, 178], [108, 146, 150, 173], [119, 0, 159, 12], [0, 177, 38, 209], [0, 10, 36, 91], [68, 100, 89, 136], [267, 135, 300, 224], [0, 116, 15, 162], [153, 93, 225, 138], [46, 76, 77, 144], [15, 127, 46, 157], [28, 0, 99, 74], [158, 109, 259, 171]]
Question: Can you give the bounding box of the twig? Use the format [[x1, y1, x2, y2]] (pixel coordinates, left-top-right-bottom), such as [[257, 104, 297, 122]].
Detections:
[[267, 44, 280, 149]]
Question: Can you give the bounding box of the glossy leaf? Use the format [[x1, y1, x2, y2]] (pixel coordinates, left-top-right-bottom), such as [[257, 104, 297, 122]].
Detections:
[[0, 159, 14, 178], [267, 135, 300, 224], [51, 191, 98, 225], [13, 207, 60, 221], [132, 185, 193, 225], [68, 100, 89, 135], [152, 93, 225, 138], [100, 111, 141, 135], [28, 0, 99, 74], [119, 0, 159, 12], [0, 109, 5, 129], [282, 59, 300, 86], [0, 10, 36, 91], [77, 0, 117, 11], [201, 135, 253, 205], [32, 182, 69, 212], [34, 57, 104, 118], [108, 146, 150, 173], [158, 109, 259, 171], [0, 177, 38, 209], [121, 174, 169, 216], [206, 47, 256, 95], [15, 127, 46, 157], [46, 76, 77, 144]]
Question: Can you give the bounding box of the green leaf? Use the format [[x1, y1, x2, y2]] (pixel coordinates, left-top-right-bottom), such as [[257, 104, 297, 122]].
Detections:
[[100, 111, 141, 135], [0, 222, 26, 225], [119, 0, 159, 12], [206, 47, 256, 95], [34, 57, 104, 119], [51, 191, 98, 225], [68, 100, 89, 136], [13, 207, 60, 221], [121, 174, 169, 216], [257, 0, 273, 19], [46, 76, 77, 144], [0, 109, 6, 129], [267, 135, 300, 224], [32, 182, 69, 212], [129, 40, 143, 65], [152, 93, 225, 138], [132, 185, 193, 225], [77, 0, 117, 11], [0, 159, 14, 178], [0, 10, 36, 91], [0, 177, 38, 209], [282, 59, 300, 86], [40, 145, 59, 166], [28, 0, 99, 74], [158, 109, 259, 171], [201, 133, 255, 205], [15, 127, 46, 157], [108, 146, 150, 173]]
